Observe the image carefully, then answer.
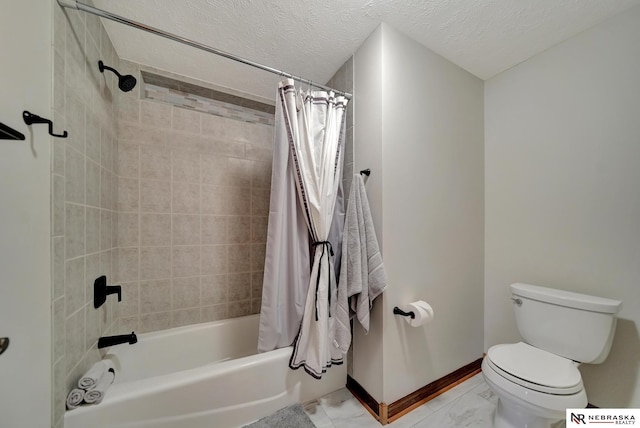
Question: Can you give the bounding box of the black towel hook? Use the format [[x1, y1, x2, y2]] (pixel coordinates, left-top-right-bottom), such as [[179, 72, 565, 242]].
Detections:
[[360, 168, 371, 176], [23, 111, 68, 138]]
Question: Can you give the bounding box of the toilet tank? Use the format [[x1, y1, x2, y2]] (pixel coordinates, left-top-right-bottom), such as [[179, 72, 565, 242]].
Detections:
[[511, 283, 622, 364]]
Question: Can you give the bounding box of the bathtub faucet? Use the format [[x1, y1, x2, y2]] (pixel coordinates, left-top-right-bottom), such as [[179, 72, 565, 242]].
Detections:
[[98, 332, 137, 349]]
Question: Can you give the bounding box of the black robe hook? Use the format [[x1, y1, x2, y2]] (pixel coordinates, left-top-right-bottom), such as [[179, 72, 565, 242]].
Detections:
[[23, 111, 68, 138]]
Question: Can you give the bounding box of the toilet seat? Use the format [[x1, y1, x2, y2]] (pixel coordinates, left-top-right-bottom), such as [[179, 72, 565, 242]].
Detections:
[[486, 342, 583, 395]]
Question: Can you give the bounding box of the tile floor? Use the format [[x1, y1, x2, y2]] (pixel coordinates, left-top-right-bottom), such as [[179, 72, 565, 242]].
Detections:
[[302, 373, 567, 428]]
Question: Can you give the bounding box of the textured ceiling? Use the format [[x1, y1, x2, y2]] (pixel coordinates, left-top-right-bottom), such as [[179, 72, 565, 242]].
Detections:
[[91, 0, 640, 100]]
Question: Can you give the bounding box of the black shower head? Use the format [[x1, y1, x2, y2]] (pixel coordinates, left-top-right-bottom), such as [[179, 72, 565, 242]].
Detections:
[[98, 60, 137, 92]]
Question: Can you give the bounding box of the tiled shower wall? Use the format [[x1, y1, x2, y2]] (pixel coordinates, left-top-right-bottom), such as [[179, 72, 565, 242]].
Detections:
[[51, 1, 120, 427], [112, 63, 273, 334], [50, 4, 353, 422]]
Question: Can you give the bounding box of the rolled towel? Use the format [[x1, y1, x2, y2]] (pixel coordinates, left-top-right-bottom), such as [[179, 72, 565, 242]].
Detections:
[[84, 369, 115, 405], [66, 388, 85, 410], [78, 360, 115, 390]]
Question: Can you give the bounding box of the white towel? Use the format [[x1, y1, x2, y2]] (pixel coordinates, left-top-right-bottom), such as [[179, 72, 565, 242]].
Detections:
[[83, 369, 115, 404], [65, 388, 85, 410], [78, 360, 114, 390], [334, 174, 388, 353]]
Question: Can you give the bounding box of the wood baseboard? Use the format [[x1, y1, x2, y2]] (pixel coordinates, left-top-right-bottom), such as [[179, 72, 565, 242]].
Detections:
[[346, 357, 484, 425]]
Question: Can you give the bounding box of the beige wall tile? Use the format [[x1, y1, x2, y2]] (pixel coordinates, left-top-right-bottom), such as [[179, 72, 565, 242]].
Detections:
[[172, 107, 201, 133], [171, 308, 202, 327], [172, 150, 200, 183], [100, 210, 113, 250], [228, 244, 250, 273], [141, 100, 172, 129], [117, 177, 139, 211], [226, 188, 251, 215], [65, 146, 85, 204], [116, 247, 139, 283], [140, 179, 171, 213], [140, 143, 171, 180], [65, 257, 85, 316], [117, 139, 139, 178], [201, 215, 226, 244], [251, 188, 270, 216], [52, 174, 65, 236], [201, 274, 227, 305], [250, 160, 272, 189], [201, 245, 227, 275], [228, 273, 251, 301], [172, 182, 200, 214], [140, 213, 171, 246], [201, 185, 226, 215], [200, 155, 227, 186], [228, 301, 251, 318], [85, 208, 101, 254], [116, 212, 139, 247], [172, 214, 200, 245], [64, 309, 85, 374], [172, 246, 201, 278], [140, 312, 171, 333], [85, 111, 101, 163], [140, 246, 172, 280], [250, 216, 268, 243], [227, 216, 250, 244], [202, 304, 228, 322], [65, 203, 85, 258], [117, 281, 140, 317], [172, 276, 201, 309], [140, 279, 171, 313], [85, 159, 101, 208], [250, 243, 266, 272]]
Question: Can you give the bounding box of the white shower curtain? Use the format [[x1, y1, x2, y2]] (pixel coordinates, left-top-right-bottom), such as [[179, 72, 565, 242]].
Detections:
[[258, 78, 348, 378]]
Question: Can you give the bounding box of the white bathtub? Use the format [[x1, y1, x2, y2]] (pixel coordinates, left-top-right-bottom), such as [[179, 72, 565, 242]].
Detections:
[[64, 315, 346, 428]]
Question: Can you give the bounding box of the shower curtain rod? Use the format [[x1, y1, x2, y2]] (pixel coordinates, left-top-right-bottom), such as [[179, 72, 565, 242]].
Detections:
[[57, 0, 352, 99]]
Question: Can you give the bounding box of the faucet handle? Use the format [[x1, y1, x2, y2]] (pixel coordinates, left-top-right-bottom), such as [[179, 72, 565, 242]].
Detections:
[[94, 276, 122, 308]]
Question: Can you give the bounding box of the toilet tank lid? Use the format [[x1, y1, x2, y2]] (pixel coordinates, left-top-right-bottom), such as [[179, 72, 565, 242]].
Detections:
[[510, 283, 622, 314]]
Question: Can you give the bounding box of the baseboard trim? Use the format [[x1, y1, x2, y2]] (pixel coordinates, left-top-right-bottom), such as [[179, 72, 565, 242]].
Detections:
[[346, 357, 484, 425]]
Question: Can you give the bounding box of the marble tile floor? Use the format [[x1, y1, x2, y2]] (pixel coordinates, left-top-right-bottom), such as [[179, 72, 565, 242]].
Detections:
[[302, 373, 567, 428]]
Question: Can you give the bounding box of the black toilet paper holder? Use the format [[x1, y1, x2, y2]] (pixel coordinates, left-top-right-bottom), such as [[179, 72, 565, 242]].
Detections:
[[393, 307, 415, 319]]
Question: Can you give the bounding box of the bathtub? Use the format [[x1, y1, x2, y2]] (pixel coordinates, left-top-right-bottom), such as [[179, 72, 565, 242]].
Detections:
[[64, 315, 346, 428]]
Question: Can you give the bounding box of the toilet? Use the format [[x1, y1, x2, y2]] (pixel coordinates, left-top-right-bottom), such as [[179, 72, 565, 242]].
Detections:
[[482, 283, 622, 428]]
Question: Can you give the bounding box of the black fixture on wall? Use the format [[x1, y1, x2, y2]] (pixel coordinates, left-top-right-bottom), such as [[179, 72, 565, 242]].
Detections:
[[94, 275, 122, 309], [23, 111, 68, 138], [98, 60, 137, 92], [0, 121, 25, 140]]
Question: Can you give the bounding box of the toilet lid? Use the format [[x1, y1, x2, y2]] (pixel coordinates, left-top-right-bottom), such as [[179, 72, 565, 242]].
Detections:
[[487, 342, 582, 392]]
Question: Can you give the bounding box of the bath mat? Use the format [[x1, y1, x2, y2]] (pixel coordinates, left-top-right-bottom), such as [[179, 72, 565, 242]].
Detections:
[[242, 404, 316, 428]]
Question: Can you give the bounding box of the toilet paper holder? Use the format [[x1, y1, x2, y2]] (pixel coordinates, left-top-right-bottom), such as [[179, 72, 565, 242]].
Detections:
[[393, 306, 415, 319]]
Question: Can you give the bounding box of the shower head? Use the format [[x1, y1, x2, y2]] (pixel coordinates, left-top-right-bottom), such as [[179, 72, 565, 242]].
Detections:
[[98, 60, 137, 92]]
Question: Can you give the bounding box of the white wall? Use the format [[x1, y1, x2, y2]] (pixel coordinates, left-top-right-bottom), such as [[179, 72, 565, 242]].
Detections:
[[353, 23, 485, 404], [352, 25, 385, 402], [0, 1, 52, 426], [485, 6, 640, 407]]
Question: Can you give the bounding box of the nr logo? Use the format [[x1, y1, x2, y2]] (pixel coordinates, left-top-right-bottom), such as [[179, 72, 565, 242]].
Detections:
[[571, 413, 587, 424]]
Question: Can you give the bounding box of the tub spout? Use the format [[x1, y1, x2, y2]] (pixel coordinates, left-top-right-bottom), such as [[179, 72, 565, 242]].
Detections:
[[98, 332, 137, 349]]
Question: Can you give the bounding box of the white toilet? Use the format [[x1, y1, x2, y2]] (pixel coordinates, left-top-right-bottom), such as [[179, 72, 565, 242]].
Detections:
[[482, 283, 622, 428]]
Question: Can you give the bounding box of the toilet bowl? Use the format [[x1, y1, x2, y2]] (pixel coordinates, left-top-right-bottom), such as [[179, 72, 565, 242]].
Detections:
[[482, 343, 587, 428], [484, 283, 622, 428]]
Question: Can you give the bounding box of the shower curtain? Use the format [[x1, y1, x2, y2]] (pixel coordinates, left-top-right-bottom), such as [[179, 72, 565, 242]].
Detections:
[[258, 78, 348, 378]]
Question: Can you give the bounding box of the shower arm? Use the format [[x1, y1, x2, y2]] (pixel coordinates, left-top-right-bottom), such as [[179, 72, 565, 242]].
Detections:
[[57, 0, 352, 99]]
